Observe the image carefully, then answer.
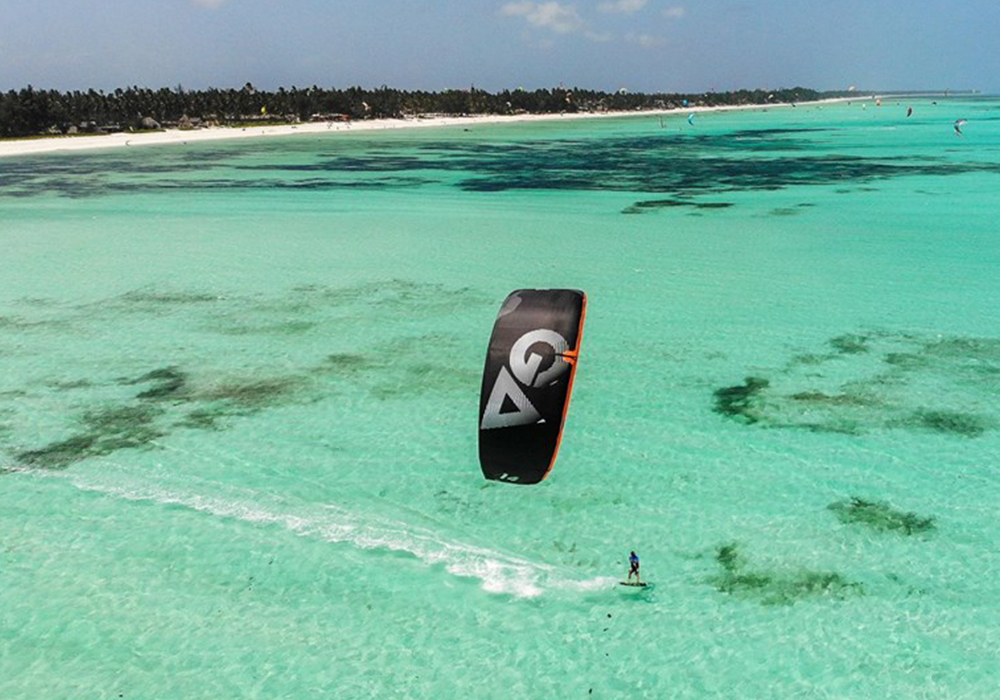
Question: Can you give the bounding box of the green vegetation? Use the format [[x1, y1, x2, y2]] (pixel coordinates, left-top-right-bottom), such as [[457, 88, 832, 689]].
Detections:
[[0, 83, 847, 139]]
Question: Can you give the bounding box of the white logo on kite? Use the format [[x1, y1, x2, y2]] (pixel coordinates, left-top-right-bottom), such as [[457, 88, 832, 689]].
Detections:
[[481, 329, 569, 430]]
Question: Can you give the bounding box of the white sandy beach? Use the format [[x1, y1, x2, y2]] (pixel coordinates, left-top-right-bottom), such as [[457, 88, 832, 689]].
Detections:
[[0, 97, 863, 159]]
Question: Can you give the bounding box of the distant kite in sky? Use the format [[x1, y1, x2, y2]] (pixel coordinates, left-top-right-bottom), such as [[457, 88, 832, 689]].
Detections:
[[687, 113, 695, 126], [906, 106, 913, 117], [954, 119, 967, 136]]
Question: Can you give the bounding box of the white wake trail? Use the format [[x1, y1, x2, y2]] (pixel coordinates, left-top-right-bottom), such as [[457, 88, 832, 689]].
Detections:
[[11, 462, 612, 598]]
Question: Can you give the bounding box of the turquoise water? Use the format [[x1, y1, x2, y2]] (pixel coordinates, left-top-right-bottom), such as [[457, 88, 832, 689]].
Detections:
[[2, 98, 999, 698]]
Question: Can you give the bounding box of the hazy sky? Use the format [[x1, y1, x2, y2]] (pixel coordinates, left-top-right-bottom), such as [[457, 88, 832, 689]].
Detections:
[[0, 0, 995, 93]]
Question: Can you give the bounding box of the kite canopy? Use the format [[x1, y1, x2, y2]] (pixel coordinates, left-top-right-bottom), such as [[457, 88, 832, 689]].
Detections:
[[478, 289, 587, 485]]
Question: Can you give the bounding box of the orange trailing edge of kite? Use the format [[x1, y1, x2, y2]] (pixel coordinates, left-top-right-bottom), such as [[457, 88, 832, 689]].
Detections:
[[542, 292, 586, 483]]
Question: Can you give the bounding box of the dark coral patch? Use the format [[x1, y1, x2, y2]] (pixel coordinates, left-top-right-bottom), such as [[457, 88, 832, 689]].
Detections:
[[828, 497, 935, 535], [909, 409, 989, 437], [710, 543, 863, 605], [830, 334, 869, 354], [922, 337, 1000, 363], [790, 391, 876, 407], [458, 147, 1000, 195], [210, 319, 318, 336], [47, 379, 93, 391], [168, 375, 305, 431], [81, 404, 162, 432], [120, 290, 221, 305], [80, 405, 165, 451], [4, 281, 489, 466], [716, 543, 744, 572], [622, 198, 690, 214], [9, 125, 1000, 203], [787, 353, 832, 367], [174, 409, 226, 431], [199, 377, 303, 409], [694, 202, 734, 209], [622, 198, 735, 214], [883, 352, 927, 370], [15, 404, 165, 470], [16, 435, 99, 470], [286, 280, 489, 320], [712, 377, 769, 423], [717, 331, 1000, 437], [369, 361, 479, 400], [0, 314, 61, 331], [122, 367, 188, 400], [323, 353, 373, 372]]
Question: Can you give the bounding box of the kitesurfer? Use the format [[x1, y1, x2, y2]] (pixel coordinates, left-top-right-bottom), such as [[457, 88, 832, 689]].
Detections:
[[627, 551, 641, 583]]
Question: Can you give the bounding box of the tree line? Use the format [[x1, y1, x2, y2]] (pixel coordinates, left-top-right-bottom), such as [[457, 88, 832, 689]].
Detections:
[[0, 83, 846, 138]]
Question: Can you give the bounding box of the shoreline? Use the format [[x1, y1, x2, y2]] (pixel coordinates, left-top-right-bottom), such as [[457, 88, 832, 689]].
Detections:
[[0, 96, 865, 159]]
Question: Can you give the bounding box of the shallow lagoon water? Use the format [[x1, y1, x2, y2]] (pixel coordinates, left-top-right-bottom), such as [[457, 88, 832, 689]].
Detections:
[[2, 98, 999, 698]]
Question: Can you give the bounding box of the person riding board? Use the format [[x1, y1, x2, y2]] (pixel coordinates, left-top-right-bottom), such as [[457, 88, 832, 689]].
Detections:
[[627, 550, 640, 583]]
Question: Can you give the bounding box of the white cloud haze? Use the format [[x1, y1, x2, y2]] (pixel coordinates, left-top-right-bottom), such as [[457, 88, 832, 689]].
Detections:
[[597, 0, 647, 13], [626, 32, 663, 48], [500, 2, 587, 34], [663, 6, 686, 19]]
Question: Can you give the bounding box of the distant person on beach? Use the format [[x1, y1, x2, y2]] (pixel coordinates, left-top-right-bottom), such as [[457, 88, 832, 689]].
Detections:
[[627, 551, 640, 583]]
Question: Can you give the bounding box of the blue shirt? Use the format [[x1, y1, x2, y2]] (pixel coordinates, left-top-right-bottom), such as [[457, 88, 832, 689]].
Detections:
[[629, 553, 639, 564]]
